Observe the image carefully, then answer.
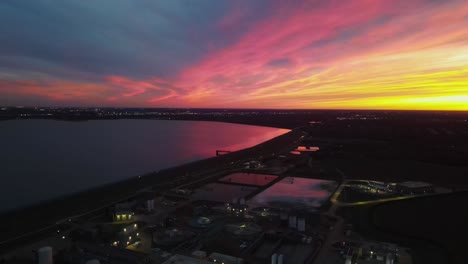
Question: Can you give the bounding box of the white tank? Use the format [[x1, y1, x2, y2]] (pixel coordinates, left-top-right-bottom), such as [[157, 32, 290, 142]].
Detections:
[[271, 253, 278, 264], [86, 260, 100, 264], [345, 258, 352, 264], [297, 218, 306, 232], [278, 254, 284, 264], [38, 246, 53, 264]]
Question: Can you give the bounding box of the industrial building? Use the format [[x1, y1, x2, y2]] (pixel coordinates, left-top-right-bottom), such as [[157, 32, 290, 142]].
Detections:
[[395, 181, 434, 194]]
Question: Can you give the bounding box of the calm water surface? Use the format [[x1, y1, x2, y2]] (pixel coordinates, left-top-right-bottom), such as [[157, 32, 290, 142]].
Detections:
[[248, 177, 337, 210], [0, 119, 289, 212]]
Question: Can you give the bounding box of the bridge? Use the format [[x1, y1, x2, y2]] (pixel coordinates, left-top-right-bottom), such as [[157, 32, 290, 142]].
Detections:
[[216, 150, 232, 156]]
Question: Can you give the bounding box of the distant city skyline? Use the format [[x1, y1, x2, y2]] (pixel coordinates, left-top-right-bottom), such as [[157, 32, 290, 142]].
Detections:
[[0, 0, 467, 110]]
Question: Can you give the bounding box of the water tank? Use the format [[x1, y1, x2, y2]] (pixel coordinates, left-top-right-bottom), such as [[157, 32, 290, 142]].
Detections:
[[271, 253, 278, 264], [86, 260, 100, 264], [288, 215, 297, 229], [345, 258, 352, 264], [280, 210, 287, 221], [37, 246, 53, 264], [147, 200, 153, 212], [278, 254, 284, 264], [297, 218, 306, 232]]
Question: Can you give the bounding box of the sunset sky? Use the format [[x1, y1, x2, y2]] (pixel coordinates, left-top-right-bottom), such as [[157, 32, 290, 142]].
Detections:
[[0, 0, 467, 110]]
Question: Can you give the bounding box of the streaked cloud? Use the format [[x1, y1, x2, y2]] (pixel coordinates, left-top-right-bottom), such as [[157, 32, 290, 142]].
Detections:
[[0, 0, 467, 109]]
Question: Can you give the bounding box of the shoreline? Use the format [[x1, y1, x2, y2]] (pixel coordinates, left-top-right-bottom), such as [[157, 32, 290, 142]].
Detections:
[[0, 128, 303, 253]]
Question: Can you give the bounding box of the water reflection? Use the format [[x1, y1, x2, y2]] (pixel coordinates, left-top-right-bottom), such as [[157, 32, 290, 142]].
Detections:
[[248, 177, 337, 210], [0, 120, 288, 212]]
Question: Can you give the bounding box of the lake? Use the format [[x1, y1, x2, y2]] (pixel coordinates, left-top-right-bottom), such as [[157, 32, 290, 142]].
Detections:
[[0, 119, 289, 212]]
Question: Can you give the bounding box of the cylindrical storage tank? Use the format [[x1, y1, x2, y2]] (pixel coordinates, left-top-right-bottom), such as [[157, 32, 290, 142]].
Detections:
[[345, 258, 352, 264], [297, 218, 306, 232], [271, 253, 278, 264], [280, 210, 287, 221], [37, 246, 53, 264], [278, 254, 284, 264], [288, 215, 297, 229], [86, 260, 100, 264]]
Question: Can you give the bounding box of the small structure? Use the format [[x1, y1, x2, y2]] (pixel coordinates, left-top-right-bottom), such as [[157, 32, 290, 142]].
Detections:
[[395, 181, 433, 195], [38, 246, 53, 264]]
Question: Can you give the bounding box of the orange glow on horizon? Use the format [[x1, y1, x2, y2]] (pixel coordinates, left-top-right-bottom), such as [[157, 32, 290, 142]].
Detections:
[[1, 0, 467, 110]]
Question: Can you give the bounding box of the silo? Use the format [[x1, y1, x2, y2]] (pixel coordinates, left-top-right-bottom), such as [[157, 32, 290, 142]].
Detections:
[[37, 246, 53, 264], [147, 199, 154, 212], [278, 254, 284, 264], [271, 253, 278, 264], [297, 218, 306, 232], [288, 215, 297, 229], [279, 210, 287, 221]]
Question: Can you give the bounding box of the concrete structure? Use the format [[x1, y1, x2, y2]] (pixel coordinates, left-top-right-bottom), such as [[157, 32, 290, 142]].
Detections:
[[38, 246, 53, 264], [395, 181, 433, 194]]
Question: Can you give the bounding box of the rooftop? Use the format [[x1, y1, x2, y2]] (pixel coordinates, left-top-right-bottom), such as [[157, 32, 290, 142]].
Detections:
[[398, 181, 432, 188]]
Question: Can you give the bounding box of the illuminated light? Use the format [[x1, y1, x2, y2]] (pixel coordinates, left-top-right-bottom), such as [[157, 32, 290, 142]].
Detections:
[[134, 224, 137, 228], [136, 233, 139, 236], [129, 236, 132, 240], [126, 241, 129, 245], [62, 236, 66, 239]]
